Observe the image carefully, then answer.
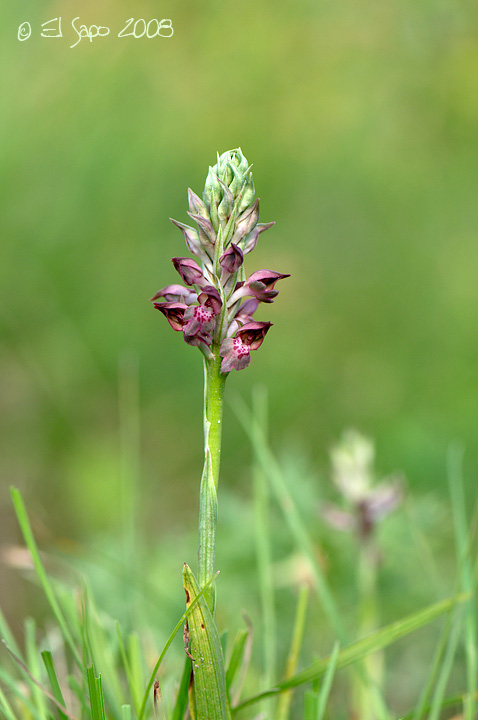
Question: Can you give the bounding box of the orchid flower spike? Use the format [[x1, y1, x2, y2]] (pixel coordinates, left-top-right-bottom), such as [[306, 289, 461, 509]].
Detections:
[[150, 148, 289, 372]]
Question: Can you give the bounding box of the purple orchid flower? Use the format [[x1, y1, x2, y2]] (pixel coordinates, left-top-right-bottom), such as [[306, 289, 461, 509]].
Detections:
[[183, 286, 222, 346], [172, 257, 209, 287], [153, 301, 188, 331], [149, 284, 198, 305], [229, 270, 290, 305], [226, 298, 260, 337], [220, 321, 272, 372], [219, 243, 243, 277]]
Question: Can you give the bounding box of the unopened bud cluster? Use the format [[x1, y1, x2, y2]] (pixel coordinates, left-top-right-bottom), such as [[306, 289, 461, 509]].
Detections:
[[151, 149, 289, 372]]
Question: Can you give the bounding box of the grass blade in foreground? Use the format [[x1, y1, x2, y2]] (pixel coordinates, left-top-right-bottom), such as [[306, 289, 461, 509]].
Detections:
[[277, 584, 309, 720], [183, 564, 230, 720], [233, 593, 469, 713], [138, 571, 220, 720], [10, 487, 82, 669], [41, 650, 69, 720]]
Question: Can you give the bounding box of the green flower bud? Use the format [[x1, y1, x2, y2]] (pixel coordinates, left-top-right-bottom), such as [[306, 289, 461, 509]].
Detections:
[[203, 148, 255, 231]]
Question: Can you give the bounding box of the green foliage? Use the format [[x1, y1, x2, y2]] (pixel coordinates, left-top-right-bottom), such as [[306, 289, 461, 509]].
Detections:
[[2, 420, 478, 720]]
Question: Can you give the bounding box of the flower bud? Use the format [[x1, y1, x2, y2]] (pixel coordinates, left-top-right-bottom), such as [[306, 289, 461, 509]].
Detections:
[[203, 148, 255, 231]]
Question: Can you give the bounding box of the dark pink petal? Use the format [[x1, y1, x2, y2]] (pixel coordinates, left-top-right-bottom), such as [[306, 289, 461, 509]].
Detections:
[[172, 257, 208, 287], [236, 321, 272, 350], [183, 329, 212, 347], [226, 298, 259, 337], [245, 270, 290, 303], [183, 304, 215, 340], [246, 270, 291, 288], [153, 302, 188, 331], [149, 284, 197, 304], [220, 321, 272, 372], [219, 337, 251, 372], [234, 298, 259, 324], [197, 285, 222, 316], [229, 269, 290, 305], [219, 243, 243, 275]]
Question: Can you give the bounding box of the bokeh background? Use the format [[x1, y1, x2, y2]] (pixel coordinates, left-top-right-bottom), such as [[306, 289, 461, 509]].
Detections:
[[1, 0, 478, 713]]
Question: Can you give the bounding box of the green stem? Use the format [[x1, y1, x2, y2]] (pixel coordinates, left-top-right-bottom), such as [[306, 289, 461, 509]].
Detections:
[[354, 539, 382, 720], [198, 349, 227, 611]]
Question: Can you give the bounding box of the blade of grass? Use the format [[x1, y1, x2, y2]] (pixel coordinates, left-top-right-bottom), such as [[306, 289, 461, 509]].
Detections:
[[304, 691, 319, 720], [171, 657, 191, 720], [67, 675, 89, 718], [138, 570, 220, 720], [316, 641, 340, 720], [25, 618, 48, 720], [115, 624, 141, 716], [10, 487, 82, 668], [2, 640, 78, 720], [183, 564, 230, 720], [128, 633, 144, 714], [427, 606, 465, 720], [277, 585, 309, 720], [401, 691, 478, 719], [234, 395, 391, 718], [225, 629, 248, 692], [118, 351, 141, 628], [0, 682, 18, 720], [232, 396, 345, 640], [233, 592, 469, 712], [82, 580, 124, 718], [0, 607, 22, 659], [41, 650, 69, 720], [0, 665, 40, 720], [448, 443, 477, 720], [230, 614, 253, 708], [86, 667, 106, 720], [252, 386, 277, 698]]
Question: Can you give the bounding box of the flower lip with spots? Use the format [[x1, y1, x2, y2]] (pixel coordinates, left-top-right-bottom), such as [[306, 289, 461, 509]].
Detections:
[[220, 321, 272, 372]]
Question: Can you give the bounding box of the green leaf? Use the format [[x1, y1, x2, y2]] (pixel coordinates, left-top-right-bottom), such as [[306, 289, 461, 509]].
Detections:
[[277, 585, 309, 720], [234, 593, 468, 713], [171, 657, 191, 720], [2, 640, 77, 720], [316, 641, 340, 720], [225, 629, 248, 691], [86, 666, 106, 720], [0, 683, 18, 720], [183, 564, 230, 720], [138, 570, 219, 720], [41, 651, 69, 720], [10, 487, 82, 668]]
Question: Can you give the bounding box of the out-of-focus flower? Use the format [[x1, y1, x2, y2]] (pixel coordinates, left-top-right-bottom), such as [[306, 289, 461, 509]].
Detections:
[[322, 430, 404, 541]]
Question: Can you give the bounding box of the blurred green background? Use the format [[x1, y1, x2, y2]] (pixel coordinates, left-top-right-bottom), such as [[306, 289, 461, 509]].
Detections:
[[1, 0, 478, 711]]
